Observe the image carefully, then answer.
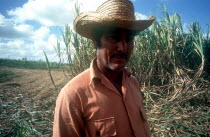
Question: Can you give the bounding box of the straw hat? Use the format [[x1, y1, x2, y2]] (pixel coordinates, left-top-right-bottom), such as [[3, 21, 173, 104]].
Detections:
[[74, 0, 155, 40]]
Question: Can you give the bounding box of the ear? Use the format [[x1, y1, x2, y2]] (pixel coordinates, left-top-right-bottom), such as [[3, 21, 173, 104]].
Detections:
[[92, 40, 99, 50], [92, 40, 97, 46]]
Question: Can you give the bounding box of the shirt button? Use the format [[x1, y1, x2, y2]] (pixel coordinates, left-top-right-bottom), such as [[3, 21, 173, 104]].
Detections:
[[96, 130, 100, 136]]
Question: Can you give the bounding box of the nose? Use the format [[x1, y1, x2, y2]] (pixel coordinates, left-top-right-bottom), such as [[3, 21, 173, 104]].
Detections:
[[117, 39, 127, 52]]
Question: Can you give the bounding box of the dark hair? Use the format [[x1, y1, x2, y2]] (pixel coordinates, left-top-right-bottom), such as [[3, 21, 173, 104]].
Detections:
[[91, 25, 107, 49], [91, 26, 104, 41]]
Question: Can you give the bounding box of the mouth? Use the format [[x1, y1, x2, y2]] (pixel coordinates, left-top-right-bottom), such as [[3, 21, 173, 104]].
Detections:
[[111, 53, 128, 60], [113, 56, 126, 60]]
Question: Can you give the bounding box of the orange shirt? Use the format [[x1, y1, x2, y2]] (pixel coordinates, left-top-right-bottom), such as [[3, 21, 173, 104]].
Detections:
[[53, 59, 151, 137]]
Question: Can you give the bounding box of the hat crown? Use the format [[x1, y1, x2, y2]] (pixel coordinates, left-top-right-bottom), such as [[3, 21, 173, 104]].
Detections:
[[96, 0, 135, 21], [74, 0, 155, 39]]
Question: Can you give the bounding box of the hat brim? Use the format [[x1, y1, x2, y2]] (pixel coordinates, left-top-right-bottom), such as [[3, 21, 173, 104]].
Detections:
[[74, 12, 156, 39]]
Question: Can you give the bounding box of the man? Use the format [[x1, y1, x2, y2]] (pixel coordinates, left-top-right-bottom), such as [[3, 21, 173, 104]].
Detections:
[[53, 0, 155, 136]]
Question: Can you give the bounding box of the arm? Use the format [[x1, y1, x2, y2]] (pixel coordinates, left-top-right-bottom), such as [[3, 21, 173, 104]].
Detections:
[[53, 89, 85, 137], [132, 76, 151, 137]]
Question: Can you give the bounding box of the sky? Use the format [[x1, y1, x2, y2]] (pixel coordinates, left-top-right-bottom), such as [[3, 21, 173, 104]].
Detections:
[[0, 0, 209, 62]]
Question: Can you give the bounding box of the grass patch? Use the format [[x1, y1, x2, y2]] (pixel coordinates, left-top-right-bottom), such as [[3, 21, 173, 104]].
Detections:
[[0, 70, 16, 83], [0, 86, 57, 136], [0, 58, 60, 70]]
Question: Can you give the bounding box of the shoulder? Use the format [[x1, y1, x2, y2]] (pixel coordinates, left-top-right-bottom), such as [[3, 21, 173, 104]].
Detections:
[[124, 68, 139, 86], [65, 69, 90, 87], [63, 68, 90, 95], [130, 74, 138, 82], [123, 68, 140, 90], [58, 69, 91, 109], [129, 74, 140, 87], [127, 74, 142, 95]]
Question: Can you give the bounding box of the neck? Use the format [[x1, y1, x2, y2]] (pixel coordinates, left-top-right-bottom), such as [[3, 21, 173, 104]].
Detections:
[[96, 59, 124, 94], [105, 68, 123, 82], [96, 60, 123, 82]]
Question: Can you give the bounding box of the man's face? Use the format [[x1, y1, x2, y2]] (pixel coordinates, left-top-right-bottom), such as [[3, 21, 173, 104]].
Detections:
[[96, 28, 135, 72]]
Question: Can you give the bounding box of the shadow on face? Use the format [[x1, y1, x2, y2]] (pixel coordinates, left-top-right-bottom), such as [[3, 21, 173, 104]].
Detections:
[[91, 26, 138, 49]]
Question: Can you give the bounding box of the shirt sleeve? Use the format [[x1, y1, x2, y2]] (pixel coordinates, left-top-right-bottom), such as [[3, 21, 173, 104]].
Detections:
[[53, 89, 85, 137], [131, 76, 151, 137]]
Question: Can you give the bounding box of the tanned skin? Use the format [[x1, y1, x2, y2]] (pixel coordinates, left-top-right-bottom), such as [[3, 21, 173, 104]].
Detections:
[[94, 28, 135, 94]]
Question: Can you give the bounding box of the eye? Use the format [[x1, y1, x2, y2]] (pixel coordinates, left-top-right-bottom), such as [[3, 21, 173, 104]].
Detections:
[[126, 35, 135, 43], [105, 35, 120, 42]]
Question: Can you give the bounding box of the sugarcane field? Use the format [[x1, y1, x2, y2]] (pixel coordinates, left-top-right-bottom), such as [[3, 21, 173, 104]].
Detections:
[[0, 2, 210, 137]]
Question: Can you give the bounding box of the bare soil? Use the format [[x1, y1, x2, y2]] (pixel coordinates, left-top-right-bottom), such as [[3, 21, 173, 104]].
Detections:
[[0, 66, 69, 100], [0, 67, 70, 136]]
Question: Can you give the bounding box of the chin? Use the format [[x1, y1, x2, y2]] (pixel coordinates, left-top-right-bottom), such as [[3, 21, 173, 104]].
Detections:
[[108, 63, 125, 72]]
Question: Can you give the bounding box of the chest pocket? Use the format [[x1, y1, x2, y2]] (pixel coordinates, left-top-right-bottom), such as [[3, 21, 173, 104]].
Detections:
[[87, 117, 117, 137]]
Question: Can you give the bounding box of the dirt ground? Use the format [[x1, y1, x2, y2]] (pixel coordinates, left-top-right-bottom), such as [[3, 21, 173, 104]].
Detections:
[[0, 66, 70, 100], [0, 67, 71, 136]]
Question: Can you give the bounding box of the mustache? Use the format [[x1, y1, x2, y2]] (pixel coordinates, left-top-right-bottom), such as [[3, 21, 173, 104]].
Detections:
[[111, 52, 128, 59]]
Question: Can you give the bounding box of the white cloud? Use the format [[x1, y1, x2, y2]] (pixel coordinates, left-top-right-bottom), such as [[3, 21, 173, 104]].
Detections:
[[14, 24, 33, 32], [8, 0, 107, 26], [46, 34, 58, 51], [0, 13, 51, 40], [0, 40, 25, 49], [32, 27, 50, 40], [0, 34, 58, 61], [0, 14, 10, 26], [135, 12, 148, 20], [0, 40, 28, 59], [8, 0, 73, 26], [0, 14, 32, 39]]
